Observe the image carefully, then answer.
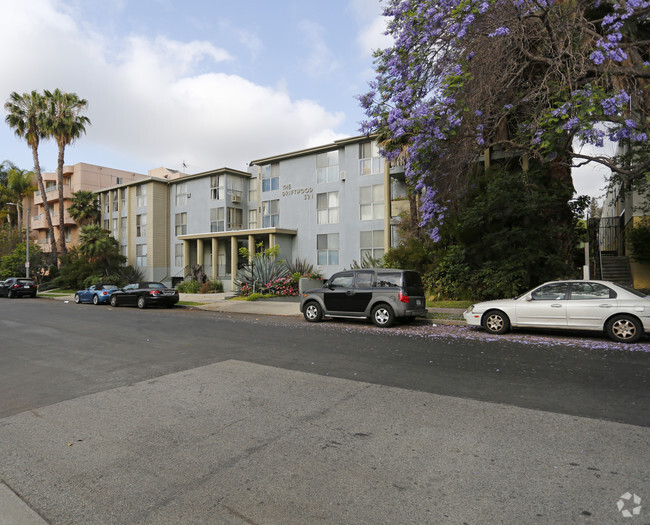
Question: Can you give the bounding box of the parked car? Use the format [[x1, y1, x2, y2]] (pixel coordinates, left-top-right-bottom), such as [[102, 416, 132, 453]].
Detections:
[[300, 269, 427, 327], [464, 280, 650, 343], [109, 281, 179, 309], [0, 277, 38, 298], [74, 283, 119, 305]]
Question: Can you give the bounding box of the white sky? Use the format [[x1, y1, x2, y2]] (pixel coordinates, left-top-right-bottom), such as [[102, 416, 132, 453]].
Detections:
[[0, 0, 608, 198]]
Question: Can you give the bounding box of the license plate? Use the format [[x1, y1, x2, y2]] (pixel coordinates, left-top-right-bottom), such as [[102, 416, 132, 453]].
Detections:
[[24, 285, 30, 288], [416, 299, 422, 306]]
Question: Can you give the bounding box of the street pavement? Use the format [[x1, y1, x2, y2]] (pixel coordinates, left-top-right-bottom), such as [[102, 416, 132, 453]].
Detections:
[[1, 294, 647, 524]]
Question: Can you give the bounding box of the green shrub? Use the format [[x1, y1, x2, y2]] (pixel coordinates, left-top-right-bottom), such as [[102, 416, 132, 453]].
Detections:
[[628, 219, 650, 265], [177, 280, 201, 293]]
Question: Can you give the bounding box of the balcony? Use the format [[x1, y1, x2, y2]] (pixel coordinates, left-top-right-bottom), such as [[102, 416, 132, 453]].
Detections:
[[391, 199, 410, 218], [31, 212, 76, 230], [33, 185, 73, 205]]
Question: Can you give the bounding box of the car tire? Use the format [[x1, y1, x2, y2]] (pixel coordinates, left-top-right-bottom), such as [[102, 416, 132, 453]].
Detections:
[[92, 295, 99, 305], [606, 314, 642, 343], [110, 295, 119, 307], [74, 294, 81, 304], [7, 290, 15, 299], [482, 310, 510, 334], [371, 304, 395, 327], [303, 301, 323, 322], [137, 296, 147, 309]]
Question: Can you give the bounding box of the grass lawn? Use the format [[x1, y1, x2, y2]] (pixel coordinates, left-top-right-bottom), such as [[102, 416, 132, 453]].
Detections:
[[426, 299, 473, 309], [38, 289, 76, 296]]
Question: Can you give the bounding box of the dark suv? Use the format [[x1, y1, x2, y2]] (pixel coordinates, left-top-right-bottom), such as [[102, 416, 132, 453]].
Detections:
[[0, 277, 38, 298], [300, 269, 427, 327]]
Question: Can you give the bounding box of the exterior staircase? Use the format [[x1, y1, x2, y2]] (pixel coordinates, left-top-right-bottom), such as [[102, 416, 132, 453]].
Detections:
[[600, 254, 633, 286]]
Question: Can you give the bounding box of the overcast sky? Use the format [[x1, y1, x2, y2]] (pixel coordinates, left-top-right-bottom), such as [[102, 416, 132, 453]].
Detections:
[[0, 0, 607, 199]]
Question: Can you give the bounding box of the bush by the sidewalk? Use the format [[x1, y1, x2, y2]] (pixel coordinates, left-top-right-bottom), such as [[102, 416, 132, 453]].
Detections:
[[177, 279, 223, 294]]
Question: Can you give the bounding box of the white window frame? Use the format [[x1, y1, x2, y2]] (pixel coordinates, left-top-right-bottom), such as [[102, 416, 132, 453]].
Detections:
[[317, 233, 339, 266], [360, 184, 385, 221], [175, 212, 187, 236], [262, 199, 279, 227], [359, 141, 384, 176], [360, 230, 384, 260], [316, 150, 339, 183], [262, 164, 279, 192], [210, 207, 225, 232], [317, 191, 339, 224]]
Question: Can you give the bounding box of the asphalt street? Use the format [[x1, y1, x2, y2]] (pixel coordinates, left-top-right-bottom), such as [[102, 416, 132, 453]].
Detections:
[[0, 298, 649, 524]]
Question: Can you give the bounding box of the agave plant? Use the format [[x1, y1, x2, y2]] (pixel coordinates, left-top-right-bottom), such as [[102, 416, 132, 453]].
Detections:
[[234, 254, 290, 294]]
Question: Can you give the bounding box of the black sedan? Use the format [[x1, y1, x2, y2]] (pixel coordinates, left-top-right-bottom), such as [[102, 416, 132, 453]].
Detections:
[[109, 282, 179, 309], [0, 277, 38, 298]]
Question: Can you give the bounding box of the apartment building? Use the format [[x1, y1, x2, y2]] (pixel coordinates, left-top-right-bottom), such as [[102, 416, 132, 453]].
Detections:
[[26, 163, 149, 252], [96, 136, 411, 290]]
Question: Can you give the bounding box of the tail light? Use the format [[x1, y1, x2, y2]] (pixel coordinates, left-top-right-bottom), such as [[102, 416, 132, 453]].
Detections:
[[398, 292, 410, 303], [149, 290, 161, 296], [102, 291, 108, 296]]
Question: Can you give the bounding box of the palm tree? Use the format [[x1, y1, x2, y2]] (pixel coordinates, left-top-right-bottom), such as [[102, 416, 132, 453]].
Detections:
[[44, 89, 91, 256], [68, 190, 100, 226], [4, 91, 58, 258], [78, 224, 122, 275], [6, 167, 37, 231]]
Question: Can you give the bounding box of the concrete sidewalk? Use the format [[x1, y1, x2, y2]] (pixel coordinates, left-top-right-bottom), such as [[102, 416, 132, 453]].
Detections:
[[46, 291, 467, 324]]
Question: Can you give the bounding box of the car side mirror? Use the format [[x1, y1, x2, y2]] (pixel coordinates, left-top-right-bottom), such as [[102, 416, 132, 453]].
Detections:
[[524, 294, 533, 301]]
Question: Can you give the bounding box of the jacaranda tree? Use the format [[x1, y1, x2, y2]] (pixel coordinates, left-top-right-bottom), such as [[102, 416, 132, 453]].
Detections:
[[360, 0, 649, 241]]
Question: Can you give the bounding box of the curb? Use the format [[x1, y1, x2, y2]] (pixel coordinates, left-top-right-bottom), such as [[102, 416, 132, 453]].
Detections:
[[0, 482, 47, 525]]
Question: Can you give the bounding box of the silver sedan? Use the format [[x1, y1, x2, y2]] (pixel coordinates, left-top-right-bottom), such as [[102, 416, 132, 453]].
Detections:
[[464, 280, 650, 343]]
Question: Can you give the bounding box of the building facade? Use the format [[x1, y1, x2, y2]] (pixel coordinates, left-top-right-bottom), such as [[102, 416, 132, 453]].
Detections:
[[96, 136, 411, 290], [25, 163, 149, 253]]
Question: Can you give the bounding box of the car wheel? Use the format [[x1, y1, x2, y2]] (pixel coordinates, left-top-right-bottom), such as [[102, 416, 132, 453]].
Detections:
[[137, 296, 147, 309], [482, 310, 510, 334], [74, 294, 81, 304], [110, 295, 119, 307], [606, 315, 642, 343], [92, 295, 99, 305], [7, 290, 15, 299], [371, 304, 395, 327], [303, 301, 323, 322]]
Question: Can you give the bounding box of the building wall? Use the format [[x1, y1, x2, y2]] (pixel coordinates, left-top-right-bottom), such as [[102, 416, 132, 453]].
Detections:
[[28, 163, 148, 253]]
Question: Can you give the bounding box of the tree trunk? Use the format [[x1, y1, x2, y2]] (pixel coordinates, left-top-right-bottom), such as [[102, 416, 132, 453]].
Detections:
[[56, 144, 67, 255], [31, 144, 58, 261]]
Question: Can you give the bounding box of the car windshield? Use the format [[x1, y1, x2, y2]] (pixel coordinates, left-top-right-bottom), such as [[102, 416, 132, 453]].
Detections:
[[17, 279, 34, 284], [103, 284, 119, 290]]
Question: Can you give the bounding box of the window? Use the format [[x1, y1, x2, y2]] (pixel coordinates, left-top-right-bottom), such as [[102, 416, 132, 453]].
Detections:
[[227, 207, 243, 230], [111, 190, 118, 212], [103, 218, 109, 230], [175, 183, 188, 206], [317, 191, 339, 224], [248, 180, 257, 203], [570, 282, 615, 300], [248, 209, 258, 229], [136, 244, 147, 267], [112, 218, 118, 237], [359, 141, 384, 176], [46, 180, 56, 191], [136, 185, 146, 207], [329, 273, 354, 288], [210, 175, 225, 200], [136, 214, 146, 238], [262, 199, 279, 227], [64, 227, 71, 243], [120, 245, 127, 258], [262, 163, 279, 192], [175, 212, 187, 236], [103, 198, 109, 214], [531, 282, 568, 301], [360, 184, 385, 220], [121, 217, 127, 241], [120, 188, 126, 209], [316, 151, 339, 183], [317, 233, 339, 265], [175, 243, 184, 267], [360, 230, 384, 260], [210, 208, 225, 232]]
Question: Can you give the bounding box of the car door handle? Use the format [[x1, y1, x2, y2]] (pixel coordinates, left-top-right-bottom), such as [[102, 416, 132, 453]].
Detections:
[[550, 304, 563, 308], [598, 304, 614, 308], [346, 291, 355, 296]]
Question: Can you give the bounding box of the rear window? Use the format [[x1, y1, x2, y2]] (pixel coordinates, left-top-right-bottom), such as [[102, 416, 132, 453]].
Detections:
[[376, 273, 401, 288], [148, 283, 165, 289], [404, 272, 422, 287], [17, 279, 35, 285]]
